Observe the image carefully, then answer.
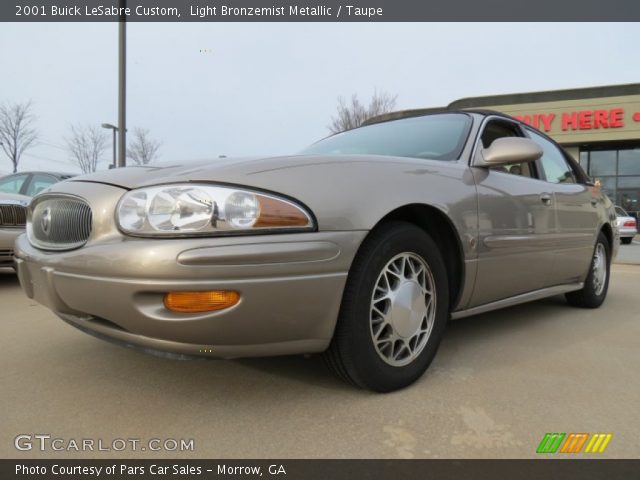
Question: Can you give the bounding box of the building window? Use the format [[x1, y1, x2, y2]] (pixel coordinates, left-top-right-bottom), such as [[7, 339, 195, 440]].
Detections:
[[589, 150, 617, 177], [580, 146, 640, 214], [618, 149, 640, 176]]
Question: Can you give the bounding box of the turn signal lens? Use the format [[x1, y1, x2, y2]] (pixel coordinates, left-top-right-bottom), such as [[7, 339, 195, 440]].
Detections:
[[164, 290, 240, 313], [255, 196, 312, 227]]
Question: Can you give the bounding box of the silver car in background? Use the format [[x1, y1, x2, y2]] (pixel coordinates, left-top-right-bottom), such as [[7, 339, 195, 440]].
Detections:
[[0, 172, 75, 267], [14, 111, 617, 392], [615, 206, 637, 244], [0, 192, 30, 267]]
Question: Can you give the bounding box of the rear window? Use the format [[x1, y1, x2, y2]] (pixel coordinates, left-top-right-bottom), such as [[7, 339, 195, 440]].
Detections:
[[300, 113, 472, 161], [615, 206, 628, 216]]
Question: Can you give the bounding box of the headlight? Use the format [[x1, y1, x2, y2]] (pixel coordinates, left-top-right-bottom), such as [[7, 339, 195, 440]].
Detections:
[[116, 184, 314, 236]]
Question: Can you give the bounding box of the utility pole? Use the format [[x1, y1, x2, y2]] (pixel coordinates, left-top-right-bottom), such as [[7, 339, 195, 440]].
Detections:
[[117, 1, 127, 168]]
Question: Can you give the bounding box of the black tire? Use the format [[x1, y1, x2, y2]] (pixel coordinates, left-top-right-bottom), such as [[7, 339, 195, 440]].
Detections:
[[324, 221, 449, 392], [620, 237, 633, 245], [565, 231, 611, 308]]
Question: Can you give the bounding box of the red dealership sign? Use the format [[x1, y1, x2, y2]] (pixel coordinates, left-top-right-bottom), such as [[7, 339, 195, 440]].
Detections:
[[512, 108, 637, 132]]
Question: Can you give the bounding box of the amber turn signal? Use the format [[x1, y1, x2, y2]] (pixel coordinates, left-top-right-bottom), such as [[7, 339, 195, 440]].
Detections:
[[164, 290, 240, 313], [255, 195, 311, 227]]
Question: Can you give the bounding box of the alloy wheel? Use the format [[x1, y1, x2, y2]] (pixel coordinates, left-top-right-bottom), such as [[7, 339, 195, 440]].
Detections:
[[369, 252, 436, 367], [592, 243, 607, 296]]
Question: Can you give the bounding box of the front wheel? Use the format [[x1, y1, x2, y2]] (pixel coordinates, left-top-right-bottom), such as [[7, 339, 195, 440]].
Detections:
[[324, 222, 449, 392], [565, 231, 610, 308]]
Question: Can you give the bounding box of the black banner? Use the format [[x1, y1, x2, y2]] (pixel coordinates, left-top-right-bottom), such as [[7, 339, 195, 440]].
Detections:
[[2, 0, 640, 22], [3, 460, 640, 480]]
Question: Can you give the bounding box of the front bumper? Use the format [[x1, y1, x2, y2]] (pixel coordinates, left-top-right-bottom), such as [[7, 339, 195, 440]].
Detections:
[[14, 228, 365, 358], [0, 228, 22, 267]]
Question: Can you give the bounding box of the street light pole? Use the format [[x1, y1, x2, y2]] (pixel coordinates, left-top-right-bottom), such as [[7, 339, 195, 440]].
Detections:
[[101, 123, 118, 169], [117, 1, 127, 168]]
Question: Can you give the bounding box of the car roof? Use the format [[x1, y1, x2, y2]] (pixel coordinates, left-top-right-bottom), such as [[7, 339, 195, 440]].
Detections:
[[363, 108, 515, 127]]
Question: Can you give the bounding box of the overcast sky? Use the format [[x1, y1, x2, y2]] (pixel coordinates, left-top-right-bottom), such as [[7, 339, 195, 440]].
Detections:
[[1, 22, 639, 174]]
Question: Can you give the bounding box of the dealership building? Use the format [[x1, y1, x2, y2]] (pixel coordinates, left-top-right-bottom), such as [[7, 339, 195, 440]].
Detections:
[[386, 83, 640, 215]]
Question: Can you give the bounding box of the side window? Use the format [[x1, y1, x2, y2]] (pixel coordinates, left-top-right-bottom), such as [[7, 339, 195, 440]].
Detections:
[[0, 174, 29, 194], [24, 174, 58, 196], [527, 129, 576, 184], [481, 120, 520, 148], [481, 120, 536, 179]]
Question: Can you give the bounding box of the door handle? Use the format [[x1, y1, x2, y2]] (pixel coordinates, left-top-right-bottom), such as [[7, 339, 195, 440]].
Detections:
[[540, 193, 552, 205]]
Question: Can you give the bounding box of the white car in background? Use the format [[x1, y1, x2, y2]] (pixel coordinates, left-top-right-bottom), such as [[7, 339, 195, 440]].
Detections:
[[615, 206, 638, 245]]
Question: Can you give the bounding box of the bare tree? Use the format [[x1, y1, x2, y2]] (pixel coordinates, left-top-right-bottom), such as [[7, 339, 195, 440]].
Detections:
[[328, 90, 398, 134], [127, 127, 162, 165], [0, 101, 38, 173], [65, 124, 108, 174]]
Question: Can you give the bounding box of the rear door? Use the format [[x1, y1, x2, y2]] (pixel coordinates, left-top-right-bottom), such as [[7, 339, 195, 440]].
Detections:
[[526, 128, 598, 285], [469, 118, 556, 307]]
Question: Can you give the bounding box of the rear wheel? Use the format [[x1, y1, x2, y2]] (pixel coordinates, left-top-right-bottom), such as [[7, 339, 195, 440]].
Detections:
[[621, 237, 633, 245], [325, 222, 449, 392], [565, 231, 610, 308]]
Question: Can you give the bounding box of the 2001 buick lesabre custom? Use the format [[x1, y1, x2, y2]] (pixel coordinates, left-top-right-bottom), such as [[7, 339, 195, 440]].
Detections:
[[14, 111, 618, 391]]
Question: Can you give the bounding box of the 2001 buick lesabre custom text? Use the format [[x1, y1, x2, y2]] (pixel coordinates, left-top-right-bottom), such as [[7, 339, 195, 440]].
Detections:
[[14, 111, 619, 392]]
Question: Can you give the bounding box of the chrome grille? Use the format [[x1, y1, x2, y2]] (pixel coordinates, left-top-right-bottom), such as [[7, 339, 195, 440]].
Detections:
[[0, 204, 27, 227], [28, 195, 92, 250]]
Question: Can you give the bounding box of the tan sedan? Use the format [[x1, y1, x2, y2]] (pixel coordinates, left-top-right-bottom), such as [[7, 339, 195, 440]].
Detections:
[[14, 111, 618, 391]]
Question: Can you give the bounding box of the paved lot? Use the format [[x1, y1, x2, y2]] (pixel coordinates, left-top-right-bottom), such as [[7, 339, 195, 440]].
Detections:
[[1, 264, 638, 459], [616, 235, 640, 264]]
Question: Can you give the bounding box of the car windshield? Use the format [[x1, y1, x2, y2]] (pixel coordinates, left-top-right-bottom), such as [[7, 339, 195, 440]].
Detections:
[[300, 113, 472, 161]]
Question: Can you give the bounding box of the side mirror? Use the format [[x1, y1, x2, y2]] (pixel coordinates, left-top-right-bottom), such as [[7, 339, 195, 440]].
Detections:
[[476, 137, 543, 167]]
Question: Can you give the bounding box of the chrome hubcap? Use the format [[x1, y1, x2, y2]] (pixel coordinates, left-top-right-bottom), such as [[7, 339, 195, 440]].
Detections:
[[592, 243, 607, 296], [370, 252, 436, 367]]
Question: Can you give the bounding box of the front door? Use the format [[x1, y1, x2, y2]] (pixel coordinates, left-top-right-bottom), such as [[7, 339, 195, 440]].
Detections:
[[469, 118, 556, 308]]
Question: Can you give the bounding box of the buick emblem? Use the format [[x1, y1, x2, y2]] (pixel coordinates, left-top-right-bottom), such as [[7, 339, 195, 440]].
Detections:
[[41, 208, 52, 236]]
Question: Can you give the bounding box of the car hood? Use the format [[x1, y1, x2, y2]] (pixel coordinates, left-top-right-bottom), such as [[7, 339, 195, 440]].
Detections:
[[68, 154, 435, 191], [0, 191, 31, 205], [58, 153, 470, 231]]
